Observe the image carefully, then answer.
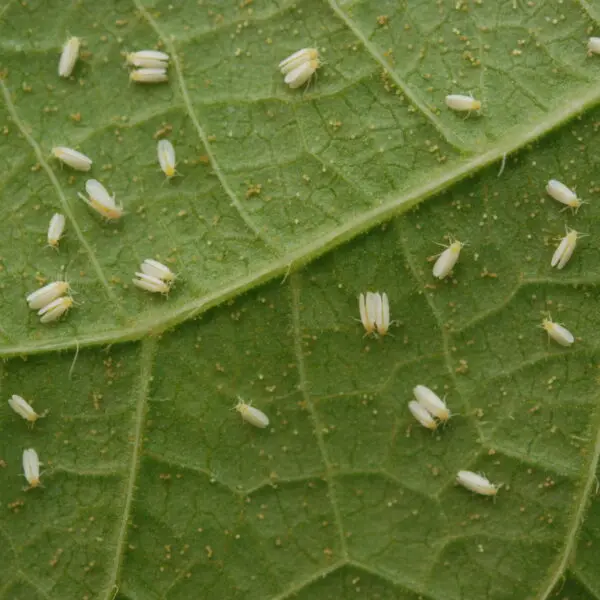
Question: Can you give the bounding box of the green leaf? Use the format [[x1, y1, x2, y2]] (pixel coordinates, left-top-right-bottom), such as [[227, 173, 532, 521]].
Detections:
[[1, 1, 600, 598]]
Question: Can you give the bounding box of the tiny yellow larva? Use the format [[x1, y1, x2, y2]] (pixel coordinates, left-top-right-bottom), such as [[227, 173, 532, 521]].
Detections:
[[235, 398, 269, 428], [157, 139, 177, 179], [22, 448, 42, 489], [52, 146, 92, 171], [413, 385, 450, 422], [58, 36, 80, 78], [8, 395, 45, 424], [26, 280, 70, 310], [47, 213, 66, 248], [130, 68, 168, 83], [408, 400, 437, 431], [456, 470, 499, 496], [542, 318, 575, 347], [38, 296, 74, 323], [432, 239, 464, 279], [78, 179, 123, 220], [445, 94, 481, 112]]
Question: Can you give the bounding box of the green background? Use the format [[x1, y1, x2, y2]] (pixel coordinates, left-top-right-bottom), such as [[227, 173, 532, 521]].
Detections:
[[1, 0, 600, 598]]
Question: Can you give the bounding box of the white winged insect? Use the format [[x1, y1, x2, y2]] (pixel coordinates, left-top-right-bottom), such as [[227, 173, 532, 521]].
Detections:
[[130, 68, 168, 83], [78, 179, 123, 220], [235, 398, 269, 428], [58, 36, 80, 77], [413, 385, 450, 422], [26, 280, 70, 310], [126, 50, 169, 68], [358, 292, 390, 336], [284, 59, 320, 89], [47, 213, 66, 248], [456, 470, 499, 496], [551, 228, 585, 270], [157, 139, 177, 179], [8, 395, 46, 424], [541, 317, 575, 347], [445, 94, 481, 113], [432, 239, 464, 279], [140, 259, 176, 283], [546, 179, 585, 213], [22, 448, 42, 489], [408, 400, 437, 431], [38, 296, 74, 324], [132, 273, 171, 295], [588, 37, 600, 55], [279, 48, 319, 74], [52, 146, 92, 171]]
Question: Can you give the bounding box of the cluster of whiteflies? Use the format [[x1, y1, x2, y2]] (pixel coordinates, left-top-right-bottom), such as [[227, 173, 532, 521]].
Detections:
[[6, 388, 273, 494], [408, 385, 450, 431], [405, 387, 501, 497], [132, 259, 177, 294], [127, 50, 170, 84], [52, 137, 178, 228], [26, 280, 73, 324], [7, 395, 46, 489]]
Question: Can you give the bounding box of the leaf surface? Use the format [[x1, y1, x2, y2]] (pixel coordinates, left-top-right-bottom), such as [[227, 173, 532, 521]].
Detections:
[[1, 1, 600, 599]]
